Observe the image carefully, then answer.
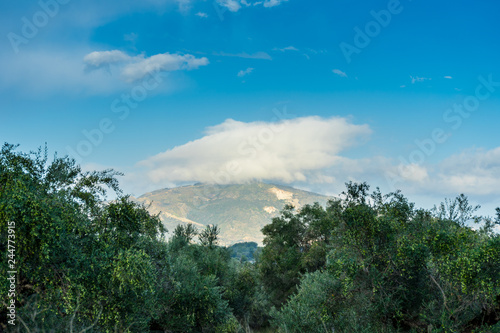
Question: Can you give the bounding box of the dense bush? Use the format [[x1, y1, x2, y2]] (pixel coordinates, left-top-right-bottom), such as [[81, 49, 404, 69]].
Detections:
[[269, 183, 500, 332], [0, 144, 247, 332]]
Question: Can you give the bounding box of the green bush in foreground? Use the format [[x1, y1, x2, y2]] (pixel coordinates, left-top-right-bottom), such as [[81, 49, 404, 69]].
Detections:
[[269, 183, 500, 332]]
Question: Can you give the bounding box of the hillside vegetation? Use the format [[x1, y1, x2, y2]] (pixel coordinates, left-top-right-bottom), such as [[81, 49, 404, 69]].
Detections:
[[1, 143, 499, 332], [135, 183, 330, 245]]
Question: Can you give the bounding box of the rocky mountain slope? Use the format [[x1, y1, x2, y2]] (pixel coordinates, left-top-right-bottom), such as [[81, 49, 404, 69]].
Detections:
[[135, 183, 330, 245]]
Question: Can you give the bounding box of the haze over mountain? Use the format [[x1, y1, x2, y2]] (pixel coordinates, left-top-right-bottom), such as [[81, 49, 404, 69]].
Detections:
[[134, 182, 330, 245]]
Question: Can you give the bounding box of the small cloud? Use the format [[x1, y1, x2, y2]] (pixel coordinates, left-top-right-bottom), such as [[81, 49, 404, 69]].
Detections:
[[444, 76, 453, 79], [195, 12, 209, 18], [263, 0, 289, 7], [216, 0, 287, 12], [400, 85, 406, 88], [83, 50, 131, 71], [454, 88, 462, 92], [273, 46, 299, 52], [216, 0, 242, 12], [332, 69, 347, 78], [214, 51, 272, 60], [83, 50, 209, 82], [121, 53, 209, 82], [410, 75, 431, 84], [396, 164, 429, 183], [238, 67, 254, 77]]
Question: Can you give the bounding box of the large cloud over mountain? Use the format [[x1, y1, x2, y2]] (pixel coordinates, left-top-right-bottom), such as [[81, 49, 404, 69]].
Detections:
[[138, 116, 371, 184]]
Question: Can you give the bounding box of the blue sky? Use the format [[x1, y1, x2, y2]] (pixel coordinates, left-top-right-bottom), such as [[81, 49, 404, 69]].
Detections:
[[1, 0, 500, 217]]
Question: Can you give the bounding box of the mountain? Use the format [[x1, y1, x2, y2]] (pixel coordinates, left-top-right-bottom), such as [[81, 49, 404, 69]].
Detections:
[[134, 183, 331, 245]]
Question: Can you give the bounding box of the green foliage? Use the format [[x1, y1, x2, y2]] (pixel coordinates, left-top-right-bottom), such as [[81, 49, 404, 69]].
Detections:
[[0, 144, 237, 332], [270, 182, 500, 333], [228, 242, 259, 262], [259, 204, 327, 307], [199, 224, 221, 248]]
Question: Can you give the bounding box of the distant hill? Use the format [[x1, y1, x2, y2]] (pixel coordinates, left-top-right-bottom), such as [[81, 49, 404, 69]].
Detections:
[[134, 183, 331, 245]]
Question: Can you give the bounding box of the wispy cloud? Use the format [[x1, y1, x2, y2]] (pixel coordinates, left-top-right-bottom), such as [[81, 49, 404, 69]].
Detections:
[[216, 0, 288, 12], [195, 12, 209, 18], [121, 53, 208, 82], [0, 48, 130, 96], [84, 50, 209, 82], [214, 51, 272, 60], [216, 0, 242, 12], [84, 50, 131, 70], [410, 75, 431, 84], [176, 0, 192, 12], [444, 76, 453, 79], [124, 33, 138, 43], [332, 69, 347, 78], [386, 146, 500, 201], [274, 46, 299, 52], [435, 147, 500, 196], [263, 0, 289, 7], [238, 67, 254, 77]]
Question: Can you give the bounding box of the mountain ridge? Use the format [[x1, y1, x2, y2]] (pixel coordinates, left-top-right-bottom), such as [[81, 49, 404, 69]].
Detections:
[[134, 182, 331, 245]]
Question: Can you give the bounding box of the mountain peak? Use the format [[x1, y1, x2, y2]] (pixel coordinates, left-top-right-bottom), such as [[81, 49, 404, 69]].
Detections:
[[135, 182, 330, 245]]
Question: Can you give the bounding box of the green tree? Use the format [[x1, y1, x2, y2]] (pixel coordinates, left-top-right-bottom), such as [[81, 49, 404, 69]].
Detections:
[[271, 183, 500, 333], [199, 224, 221, 248], [0, 144, 163, 331]]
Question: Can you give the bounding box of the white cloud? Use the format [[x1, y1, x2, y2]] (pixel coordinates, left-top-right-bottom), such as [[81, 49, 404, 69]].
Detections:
[[332, 69, 347, 78], [215, 0, 288, 12], [0, 47, 208, 96], [84, 50, 131, 70], [435, 147, 500, 196], [274, 46, 299, 52], [83, 50, 209, 82], [263, 0, 289, 7], [237, 67, 254, 77], [216, 0, 242, 12], [214, 51, 272, 60], [138, 116, 372, 185], [410, 75, 431, 84], [120, 53, 209, 82], [196, 12, 209, 18], [386, 147, 500, 201], [395, 163, 429, 183], [444, 76, 453, 79]]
